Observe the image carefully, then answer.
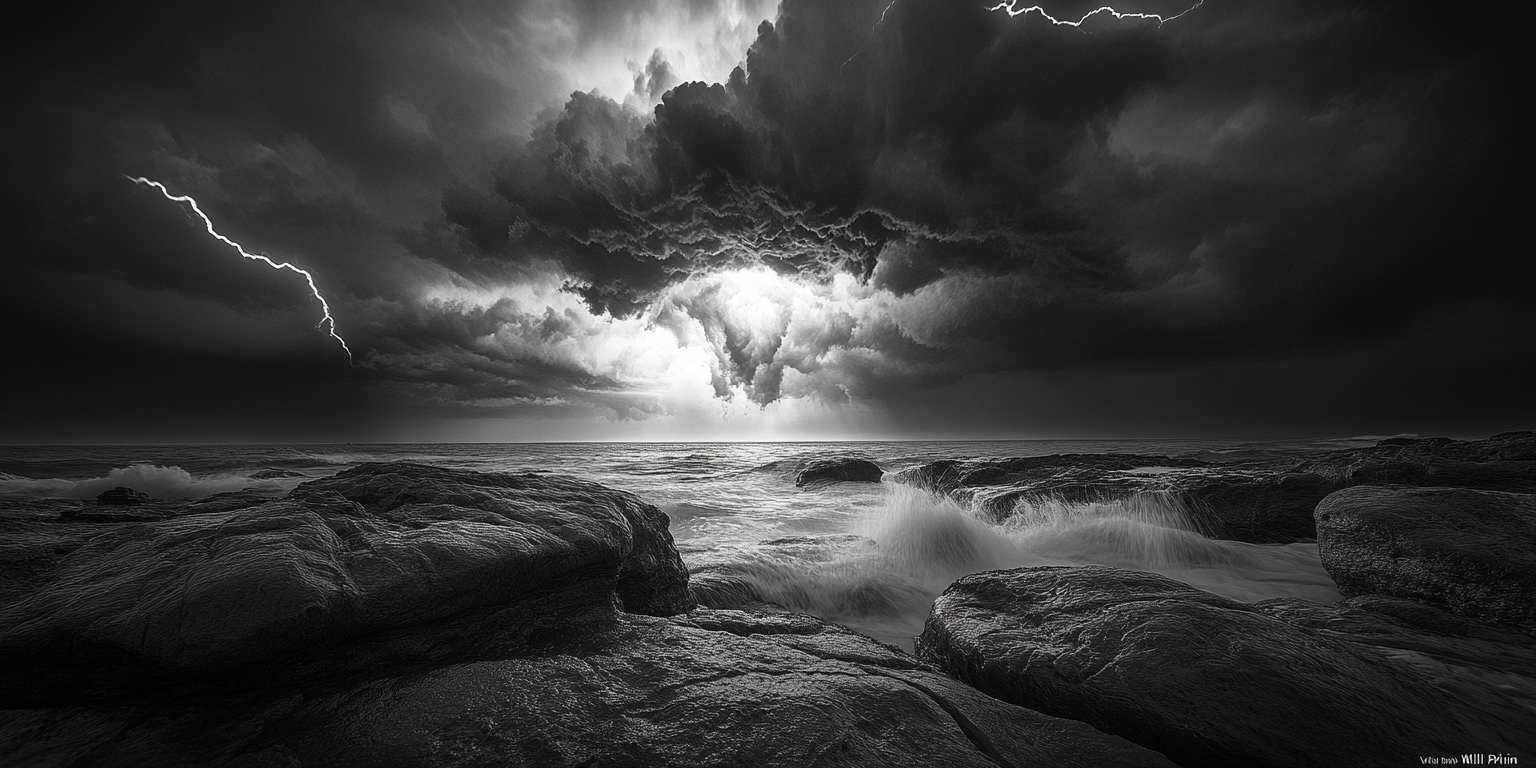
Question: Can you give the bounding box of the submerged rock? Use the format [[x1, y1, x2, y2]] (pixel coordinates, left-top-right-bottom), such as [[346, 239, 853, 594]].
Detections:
[[94, 486, 150, 505], [1316, 485, 1536, 634], [893, 432, 1536, 543], [916, 565, 1534, 768], [795, 457, 884, 487]]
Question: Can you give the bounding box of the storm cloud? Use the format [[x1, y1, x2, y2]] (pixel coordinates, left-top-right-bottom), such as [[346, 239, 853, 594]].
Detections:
[[428, 0, 1530, 412], [2, 0, 1530, 440]]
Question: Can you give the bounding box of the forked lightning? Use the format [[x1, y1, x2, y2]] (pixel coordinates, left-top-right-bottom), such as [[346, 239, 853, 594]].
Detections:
[[986, 0, 1203, 27], [127, 176, 353, 362]]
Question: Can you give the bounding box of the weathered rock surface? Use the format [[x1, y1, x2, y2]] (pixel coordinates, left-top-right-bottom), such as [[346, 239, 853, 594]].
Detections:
[[0, 462, 693, 699], [0, 464, 1173, 768], [1257, 594, 1536, 721], [1316, 485, 1536, 634], [916, 565, 1535, 768], [894, 431, 1536, 543], [0, 609, 1174, 768], [94, 486, 150, 505], [795, 457, 884, 487]]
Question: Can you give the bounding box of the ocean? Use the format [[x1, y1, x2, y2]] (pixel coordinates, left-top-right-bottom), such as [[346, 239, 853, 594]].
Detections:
[[0, 439, 1360, 649]]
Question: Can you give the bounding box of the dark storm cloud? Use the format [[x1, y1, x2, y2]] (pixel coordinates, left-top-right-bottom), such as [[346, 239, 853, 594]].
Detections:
[[3, 0, 1530, 439], [433, 0, 1529, 412], [3, 0, 776, 437]]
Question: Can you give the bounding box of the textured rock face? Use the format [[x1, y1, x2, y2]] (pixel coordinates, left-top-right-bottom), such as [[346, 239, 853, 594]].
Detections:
[[0, 605, 1175, 768], [0, 462, 694, 695], [894, 432, 1536, 543], [292, 462, 695, 617], [795, 457, 884, 486], [916, 566, 1534, 768], [1316, 485, 1536, 634]]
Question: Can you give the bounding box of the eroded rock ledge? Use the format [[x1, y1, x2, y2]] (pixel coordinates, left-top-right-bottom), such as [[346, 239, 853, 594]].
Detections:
[[893, 431, 1536, 543]]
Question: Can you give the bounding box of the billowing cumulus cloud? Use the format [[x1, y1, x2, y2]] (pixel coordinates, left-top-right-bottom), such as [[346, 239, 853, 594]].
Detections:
[[2, 0, 1529, 440], [412, 0, 1528, 419]]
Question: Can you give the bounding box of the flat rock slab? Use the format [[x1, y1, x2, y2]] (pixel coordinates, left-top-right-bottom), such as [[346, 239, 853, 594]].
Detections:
[[1316, 485, 1536, 634], [916, 565, 1533, 768], [0, 463, 693, 693], [0, 609, 1174, 768]]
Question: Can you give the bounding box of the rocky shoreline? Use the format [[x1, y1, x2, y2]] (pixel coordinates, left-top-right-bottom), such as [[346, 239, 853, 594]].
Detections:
[[2, 434, 1533, 766]]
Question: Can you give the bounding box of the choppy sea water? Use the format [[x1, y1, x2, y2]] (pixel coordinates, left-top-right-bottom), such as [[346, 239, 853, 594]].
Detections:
[[0, 440, 1363, 648]]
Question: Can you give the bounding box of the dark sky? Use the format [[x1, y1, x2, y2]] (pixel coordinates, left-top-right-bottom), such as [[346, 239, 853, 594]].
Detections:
[[3, 0, 1531, 442]]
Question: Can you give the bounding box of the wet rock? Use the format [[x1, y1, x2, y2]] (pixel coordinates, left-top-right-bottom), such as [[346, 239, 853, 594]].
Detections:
[[1257, 594, 1536, 680], [893, 432, 1536, 543], [1316, 485, 1536, 634], [0, 462, 694, 700], [293, 462, 694, 617], [916, 565, 1532, 768], [796, 457, 884, 487], [95, 486, 150, 505], [0, 609, 1176, 768]]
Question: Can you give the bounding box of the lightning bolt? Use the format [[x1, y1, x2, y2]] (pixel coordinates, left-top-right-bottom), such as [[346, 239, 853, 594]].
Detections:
[[126, 176, 354, 362], [986, 0, 1203, 27], [844, 0, 1201, 70]]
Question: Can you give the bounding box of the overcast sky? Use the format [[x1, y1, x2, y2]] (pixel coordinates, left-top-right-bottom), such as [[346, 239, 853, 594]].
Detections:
[[3, 0, 1530, 442]]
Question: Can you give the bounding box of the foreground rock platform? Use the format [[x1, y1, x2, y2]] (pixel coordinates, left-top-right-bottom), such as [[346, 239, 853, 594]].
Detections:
[[0, 463, 1170, 768], [916, 565, 1536, 768], [0, 610, 1173, 768], [894, 431, 1536, 543], [1317, 484, 1536, 635]]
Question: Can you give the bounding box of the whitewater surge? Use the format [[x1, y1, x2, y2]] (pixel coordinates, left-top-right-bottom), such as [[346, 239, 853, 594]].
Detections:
[[0, 464, 302, 500], [688, 485, 1340, 649]]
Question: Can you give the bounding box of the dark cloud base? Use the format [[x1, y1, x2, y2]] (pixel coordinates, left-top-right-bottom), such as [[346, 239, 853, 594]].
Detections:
[[2, 0, 1531, 440]]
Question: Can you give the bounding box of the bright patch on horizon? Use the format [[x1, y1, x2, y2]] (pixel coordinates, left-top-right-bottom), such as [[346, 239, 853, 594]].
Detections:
[[127, 176, 353, 362]]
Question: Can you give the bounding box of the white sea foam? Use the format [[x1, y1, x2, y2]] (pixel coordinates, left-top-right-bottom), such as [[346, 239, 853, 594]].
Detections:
[[0, 464, 294, 499], [689, 485, 1340, 649]]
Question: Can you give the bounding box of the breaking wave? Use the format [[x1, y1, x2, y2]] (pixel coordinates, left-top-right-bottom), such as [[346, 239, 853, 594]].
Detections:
[[687, 485, 1340, 649], [0, 463, 303, 500]]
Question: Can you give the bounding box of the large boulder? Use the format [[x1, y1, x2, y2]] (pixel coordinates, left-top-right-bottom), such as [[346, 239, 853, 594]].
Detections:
[[893, 432, 1536, 543], [291, 462, 694, 618], [0, 610, 1175, 768], [795, 457, 884, 487], [1316, 485, 1536, 634], [916, 565, 1534, 768], [0, 462, 693, 700]]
